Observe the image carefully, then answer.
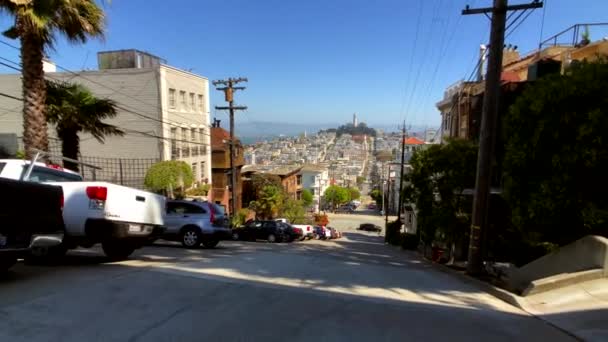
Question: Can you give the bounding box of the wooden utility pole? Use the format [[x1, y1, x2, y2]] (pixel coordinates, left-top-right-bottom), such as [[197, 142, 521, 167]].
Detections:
[[397, 121, 406, 224], [213, 77, 248, 221], [462, 0, 542, 275]]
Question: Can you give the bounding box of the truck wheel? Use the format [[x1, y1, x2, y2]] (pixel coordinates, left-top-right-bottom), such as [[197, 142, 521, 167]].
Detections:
[[181, 227, 201, 248], [202, 239, 219, 249], [0, 257, 17, 272], [102, 241, 135, 261]]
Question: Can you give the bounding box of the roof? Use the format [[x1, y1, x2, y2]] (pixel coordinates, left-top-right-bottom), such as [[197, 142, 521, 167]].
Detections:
[[404, 137, 425, 145], [211, 127, 240, 150], [269, 166, 302, 177], [300, 164, 328, 173]]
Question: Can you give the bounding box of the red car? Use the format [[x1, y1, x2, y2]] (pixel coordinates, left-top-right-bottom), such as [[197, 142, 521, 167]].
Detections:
[[367, 203, 377, 209]]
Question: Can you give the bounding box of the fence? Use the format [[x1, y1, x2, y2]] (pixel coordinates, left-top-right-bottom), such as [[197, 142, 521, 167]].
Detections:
[[79, 156, 159, 189], [10, 137, 159, 189]]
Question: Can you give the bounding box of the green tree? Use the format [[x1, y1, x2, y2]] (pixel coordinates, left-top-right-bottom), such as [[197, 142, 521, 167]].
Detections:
[[1, 0, 105, 157], [324, 185, 349, 210], [504, 60, 608, 247], [46, 81, 123, 172], [144, 161, 194, 197], [249, 185, 284, 219], [251, 173, 282, 198], [301, 189, 313, 207], [348, 187, 361, 201], [369, 189, 382, 206], [403, 139, 478, 246], [281, 198, 306, 224]]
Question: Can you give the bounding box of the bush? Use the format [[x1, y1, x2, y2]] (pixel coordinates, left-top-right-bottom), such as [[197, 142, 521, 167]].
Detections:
[[231, 208, 251, 228], [144, 161, 193, 196], [314, 214, 329, 226], [186, 183, 210, 197]]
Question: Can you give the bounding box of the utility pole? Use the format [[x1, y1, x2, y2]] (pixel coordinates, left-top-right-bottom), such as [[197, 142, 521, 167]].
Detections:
[[384, 166, 391, 242], [397, 121, 406, 225], [213, 77, 248, 221], [462, 0, 542, 275]]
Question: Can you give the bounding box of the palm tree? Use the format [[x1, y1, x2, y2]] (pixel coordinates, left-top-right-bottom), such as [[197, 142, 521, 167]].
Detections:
[[46, 81, 123, 172], [0, 0, 105, 157]]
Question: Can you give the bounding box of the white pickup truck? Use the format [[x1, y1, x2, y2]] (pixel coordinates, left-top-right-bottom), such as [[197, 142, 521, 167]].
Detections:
[[0, 157, 165, 260], [275, 218, 313, 240]]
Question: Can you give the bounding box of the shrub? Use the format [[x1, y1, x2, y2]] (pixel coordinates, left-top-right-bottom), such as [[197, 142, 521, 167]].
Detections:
[[314, 214, 329, 226], [186, 183, 210, 196]]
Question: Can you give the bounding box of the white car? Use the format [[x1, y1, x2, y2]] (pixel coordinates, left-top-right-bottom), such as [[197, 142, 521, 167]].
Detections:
[[274, 218, 313, 240], [0, 158, 165, 260]]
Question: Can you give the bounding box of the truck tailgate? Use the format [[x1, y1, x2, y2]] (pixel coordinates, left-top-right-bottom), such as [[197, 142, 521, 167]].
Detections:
[[50, 182, 165, 227]]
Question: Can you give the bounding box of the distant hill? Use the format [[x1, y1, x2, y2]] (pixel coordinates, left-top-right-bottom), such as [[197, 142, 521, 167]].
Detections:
[[230, 120, 434, 143]]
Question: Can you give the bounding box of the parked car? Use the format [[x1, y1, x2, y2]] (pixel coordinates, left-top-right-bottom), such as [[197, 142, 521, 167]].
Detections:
[[232, 220, 302, 242], [358, 223, 382, 232], [367, 203, 377, 210], [313, 226, 330, 240], [0, 156, 166, 260], [335, 204, 354, 213], [275, 218, 313, 240], [327, 227, 342, 239], [0, 177, 65, 271], [161, 200, 231, 248]]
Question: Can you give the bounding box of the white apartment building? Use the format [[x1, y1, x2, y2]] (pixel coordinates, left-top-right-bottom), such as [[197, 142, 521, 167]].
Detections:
[[300, 164, 330, 213], [0, 49, 211, 187]]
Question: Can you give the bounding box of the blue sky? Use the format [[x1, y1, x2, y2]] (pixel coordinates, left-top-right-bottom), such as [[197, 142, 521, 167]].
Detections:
[[0, 0, 607, 129]]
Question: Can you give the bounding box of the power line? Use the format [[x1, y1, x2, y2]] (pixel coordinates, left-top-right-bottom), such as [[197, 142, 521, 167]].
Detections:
[[0, 91, 22, 102]]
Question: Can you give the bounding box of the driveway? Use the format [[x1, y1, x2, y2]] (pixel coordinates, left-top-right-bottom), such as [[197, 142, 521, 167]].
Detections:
[[0, 232, 572, 341]]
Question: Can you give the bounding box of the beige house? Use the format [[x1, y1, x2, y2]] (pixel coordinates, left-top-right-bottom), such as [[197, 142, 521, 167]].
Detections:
[[0, 49, 212, 187]]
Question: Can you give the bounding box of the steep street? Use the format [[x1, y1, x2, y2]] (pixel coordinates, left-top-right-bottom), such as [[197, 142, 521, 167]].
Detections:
[[0, 219, 572, 341]]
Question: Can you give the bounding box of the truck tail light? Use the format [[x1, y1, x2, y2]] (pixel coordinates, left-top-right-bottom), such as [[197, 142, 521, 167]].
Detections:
[[60, 194, 64, 209], [86, 186, 107, 201]]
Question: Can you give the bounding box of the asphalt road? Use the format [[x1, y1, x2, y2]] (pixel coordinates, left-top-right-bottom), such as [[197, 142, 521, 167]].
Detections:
[[0, 217, 572, 341]]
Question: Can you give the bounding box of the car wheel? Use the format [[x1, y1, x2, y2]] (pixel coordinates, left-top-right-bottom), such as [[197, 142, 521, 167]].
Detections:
[[267, 234, 277, 243], [181, 227, 201, 248], [202, 239, 219, 249], [102, 241, 135, 261], [232, 231, 240, 241], [27, 244, 68, 264], [0, 256, 17, 272]]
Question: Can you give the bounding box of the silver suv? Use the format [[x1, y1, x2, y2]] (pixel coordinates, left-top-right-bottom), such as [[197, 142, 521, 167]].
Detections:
[[162, 200, 231, 248]]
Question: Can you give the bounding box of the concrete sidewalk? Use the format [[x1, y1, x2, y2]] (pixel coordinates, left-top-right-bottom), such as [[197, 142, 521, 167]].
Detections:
[[523, 278, 608, 341]]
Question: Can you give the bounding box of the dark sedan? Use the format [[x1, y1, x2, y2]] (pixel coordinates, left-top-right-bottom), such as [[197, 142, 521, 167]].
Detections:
[[232, 220, 302, 243], [357, 223, 382, 232]]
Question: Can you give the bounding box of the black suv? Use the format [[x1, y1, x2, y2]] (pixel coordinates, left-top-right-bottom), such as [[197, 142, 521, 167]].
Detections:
[[232, 220, 302, 243]]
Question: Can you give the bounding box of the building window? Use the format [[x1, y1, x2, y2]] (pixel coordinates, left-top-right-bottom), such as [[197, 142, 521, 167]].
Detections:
[[182, 128, 189, 157], [189, 93, 195, 111], [179, 91, 187, 110], [170, 128, 178, 159], [198, 95, 204, 112], [192, 163, 198, 181], [191, 128, 198, 156], [199, 128, 206, 155], [168, 89, 176, 108], [200, 161, 206, 182]]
